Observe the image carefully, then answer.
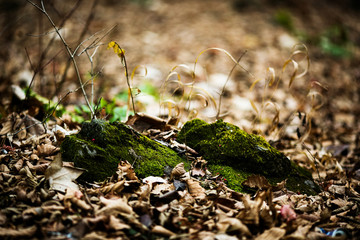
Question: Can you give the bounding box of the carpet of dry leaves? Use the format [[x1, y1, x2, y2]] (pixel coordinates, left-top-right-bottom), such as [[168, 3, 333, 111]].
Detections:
[[0, 109, 360, 239], [1, 0, 360, 239]]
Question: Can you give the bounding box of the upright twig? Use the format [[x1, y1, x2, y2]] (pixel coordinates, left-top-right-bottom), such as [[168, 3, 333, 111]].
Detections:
[[27, 0, 95, 119], [25, 0, 82, 100], [107, 41, 136, 114], [56, 0, 99, 96], [123, 49, 137, 114], [77, 25, 117, 112]]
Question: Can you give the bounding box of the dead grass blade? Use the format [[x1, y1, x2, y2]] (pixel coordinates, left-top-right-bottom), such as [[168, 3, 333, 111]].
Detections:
[[282, 43, 310, 88], [193, 47, 254, 79], [264, 101, 280, 133], [160, 100, 181, 119]]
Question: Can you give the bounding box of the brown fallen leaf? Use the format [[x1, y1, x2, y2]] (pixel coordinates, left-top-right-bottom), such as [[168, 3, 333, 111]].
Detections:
[[0, 211, 6, 225], [82, 231, 107, 240], [186, 178, 206, 199], [191, 167, 206, 177], [255, 227, 286, 240], [284, 224, 312, 239], [138, 183, 151, 201], [237, 191, 266, 225], [23, 113, 46, 136], [0, 115, 14, 135], [126, 112, 169, 132], [0, 225, 37, 238], [96, 196, 133, 216], [64, 188, 92, 211], [171, 162, 186, 180], [13, 159, 24, 171], [217, 215, 251, 236], [45, 154, 84, 192], [35, 143, 60, 157], [117, 161, 138, 181], [0, 164, 10, 173], [100, 180, 125, 195], [54, 129, 66, 142], [151, 225, 176, 237], [108, 215, 131, 231]]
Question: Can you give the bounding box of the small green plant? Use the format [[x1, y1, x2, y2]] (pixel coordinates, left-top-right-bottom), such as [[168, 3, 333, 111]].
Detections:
[[273, 8, 352, 58], [319, 25, 352, 58], [274, 9, 295, 32]]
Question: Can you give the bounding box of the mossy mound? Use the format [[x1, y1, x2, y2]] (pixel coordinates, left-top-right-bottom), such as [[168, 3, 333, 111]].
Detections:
[[61, 119, 187, 182], [177, 119, 320, 195]]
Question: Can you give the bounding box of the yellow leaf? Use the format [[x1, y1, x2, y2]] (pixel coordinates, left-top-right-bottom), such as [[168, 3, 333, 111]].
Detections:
[[107, 41, 125, 58], [107, 41, 115, 49]]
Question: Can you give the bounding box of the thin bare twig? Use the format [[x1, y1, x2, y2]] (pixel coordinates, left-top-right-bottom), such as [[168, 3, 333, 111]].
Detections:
[[25, 0, 82, 100], [27, 0, 95, 119], [57, 0, 99, 96]]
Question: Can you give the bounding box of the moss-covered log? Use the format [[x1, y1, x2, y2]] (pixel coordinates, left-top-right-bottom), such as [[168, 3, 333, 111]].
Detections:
[[61, 119, 187, 182], [177, 119, 320, 195]]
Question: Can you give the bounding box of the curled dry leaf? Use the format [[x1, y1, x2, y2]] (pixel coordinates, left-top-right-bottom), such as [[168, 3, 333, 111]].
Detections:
[[23, 114, 45, 136], [118, 161, 138, 181], [151, 182, 174, 195], [13, 159, 24, 171], [31, 163, 49, 174], [64, 188, 91, 211], [142, 176, 167, 186], [108, 215, 130, 231], [151, 225, 176, 237], [15, 121, 27, 140], [217, 217, 251, 236], [126, 112, 168, 132], [30, 153, 39, 161], [254, 227, 286, 240], [171, 162, 186, 180], [35, 143, 60, 157], [191, 167, 206, 177], [0, 225, 37, 238], [285, 224, 312, 239], [191, 157, 207, 177], [54, 129, 66, 142], [21, 165, 38, 188], [237, 191, 266, 225], [0, 164, 9, 172], [0, 212, 6, 225], [96, 196, 133, 216], [328, 184, 346, 196], [186, 178, 206, 199], [0, 118, 13, 135], [82, 231, 107, 240], [101, 180, 125, 195], [138, 183, 151, 201]]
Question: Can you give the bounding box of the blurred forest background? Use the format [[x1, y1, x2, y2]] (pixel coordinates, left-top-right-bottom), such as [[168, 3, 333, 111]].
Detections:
[[0, 0, 359, 132]]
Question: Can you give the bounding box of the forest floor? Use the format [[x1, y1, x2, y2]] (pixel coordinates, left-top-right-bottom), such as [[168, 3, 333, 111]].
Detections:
[[0, 0, 360, 239]]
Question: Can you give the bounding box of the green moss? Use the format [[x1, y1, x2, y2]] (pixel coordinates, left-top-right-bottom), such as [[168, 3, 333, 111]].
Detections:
[[208, 165, 251, 192], [178, 119, 291, 176], [61, 119, 188, 182], [178, 119, 320, 195]]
